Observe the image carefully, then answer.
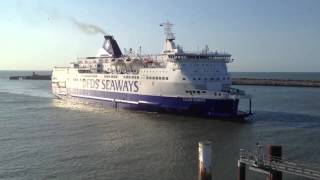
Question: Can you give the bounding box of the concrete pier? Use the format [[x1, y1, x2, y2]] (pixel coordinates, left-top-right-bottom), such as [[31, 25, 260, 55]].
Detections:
[[239, 144, 320, 180], [9, 72, 51, 80], [232, 78, 320, 87]]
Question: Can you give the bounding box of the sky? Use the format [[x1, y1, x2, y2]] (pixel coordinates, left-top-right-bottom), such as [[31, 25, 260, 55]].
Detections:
[[0, 0, 319, 72]]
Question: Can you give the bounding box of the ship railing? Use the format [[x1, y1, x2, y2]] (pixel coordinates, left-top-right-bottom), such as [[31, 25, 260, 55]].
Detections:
[[240, 148, 320, 179], [75, 53, 233, 62], [76, 54, 168, 64]]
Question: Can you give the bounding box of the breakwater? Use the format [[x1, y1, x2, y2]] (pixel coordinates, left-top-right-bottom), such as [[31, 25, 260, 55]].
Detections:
[[232, 78, 320, 87], [9, 72, 51, 80]]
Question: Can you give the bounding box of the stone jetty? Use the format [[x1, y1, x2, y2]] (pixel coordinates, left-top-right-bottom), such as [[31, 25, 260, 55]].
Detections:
[[232, 78, 320, 87]]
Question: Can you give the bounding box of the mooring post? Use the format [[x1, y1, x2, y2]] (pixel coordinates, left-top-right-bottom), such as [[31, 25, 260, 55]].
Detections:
[[199, 141, 212, 180], [237, 160, 246, 180], [267, 145, 282, 180], [248, 98, 252, 115]]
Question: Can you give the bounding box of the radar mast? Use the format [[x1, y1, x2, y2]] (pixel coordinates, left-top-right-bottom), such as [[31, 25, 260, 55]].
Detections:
[[160, 21, 175, 40]]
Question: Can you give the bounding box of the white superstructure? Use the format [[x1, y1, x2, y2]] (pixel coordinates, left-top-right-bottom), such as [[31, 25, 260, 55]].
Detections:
[[52, 22, 250, 118]]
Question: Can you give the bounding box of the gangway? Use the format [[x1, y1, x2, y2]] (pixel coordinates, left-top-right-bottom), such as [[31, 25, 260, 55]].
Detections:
[[238, 144, 320, 180]]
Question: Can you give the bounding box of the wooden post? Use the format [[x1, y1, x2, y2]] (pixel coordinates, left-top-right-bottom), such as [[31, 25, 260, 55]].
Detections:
[[267, 145, 282, 180], [237, 160, 246, 180], [199, 141, 212, 180]]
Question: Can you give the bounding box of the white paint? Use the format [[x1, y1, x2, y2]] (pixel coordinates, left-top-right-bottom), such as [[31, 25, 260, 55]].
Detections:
[[199, 141, 212, 179], [52, 23, 245, 103]]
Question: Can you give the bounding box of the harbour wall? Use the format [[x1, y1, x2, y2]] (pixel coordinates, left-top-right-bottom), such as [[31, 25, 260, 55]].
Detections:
[[232, 78, 320, 87]]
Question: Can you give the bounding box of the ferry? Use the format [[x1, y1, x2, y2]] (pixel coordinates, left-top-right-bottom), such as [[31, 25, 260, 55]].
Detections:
[[52, 22, 252, 119]]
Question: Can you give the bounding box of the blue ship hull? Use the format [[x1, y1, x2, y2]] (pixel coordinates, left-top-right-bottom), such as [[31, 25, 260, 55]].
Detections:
[[57, 88, 248, 119]]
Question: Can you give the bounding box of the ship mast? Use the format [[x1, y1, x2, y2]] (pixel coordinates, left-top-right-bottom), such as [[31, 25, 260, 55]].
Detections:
[[160, 21, 177, 54], [160, 21, 175, 40]]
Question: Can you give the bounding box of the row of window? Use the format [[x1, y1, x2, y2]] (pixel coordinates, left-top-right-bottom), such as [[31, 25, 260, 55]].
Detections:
[[186, 90, 206, 94], [142, 70, 168, 73], [124, 76, 139, 79], [181, 63, 224, 67], [102, 69, 139, 73], [168, 55, 230, 60], [104, 75, 118, 78], [185, 90, 223, 96], [182, 77, 230, 81], [146, 76, 169, 80]]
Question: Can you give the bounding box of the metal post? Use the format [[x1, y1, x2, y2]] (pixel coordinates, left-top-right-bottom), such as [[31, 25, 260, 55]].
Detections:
[[199, 141, 212, 180], [237, 160, 246, 180], [249, 98, 252, 115], [267, 145, 282, 180]]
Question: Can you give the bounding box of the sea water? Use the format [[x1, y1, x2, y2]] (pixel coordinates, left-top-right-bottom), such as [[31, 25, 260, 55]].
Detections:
[[0, 71, 319, 179]]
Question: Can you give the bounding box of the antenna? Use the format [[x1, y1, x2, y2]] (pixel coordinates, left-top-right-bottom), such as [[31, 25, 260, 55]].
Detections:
[[160, 21, 175, 40]]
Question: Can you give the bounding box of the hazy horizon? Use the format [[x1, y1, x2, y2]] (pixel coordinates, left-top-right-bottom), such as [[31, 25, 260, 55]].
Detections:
[[1, 0, 320, 72]]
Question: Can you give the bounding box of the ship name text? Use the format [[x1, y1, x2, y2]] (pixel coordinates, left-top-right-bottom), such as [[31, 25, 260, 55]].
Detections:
[[82, 79, 139, 92]]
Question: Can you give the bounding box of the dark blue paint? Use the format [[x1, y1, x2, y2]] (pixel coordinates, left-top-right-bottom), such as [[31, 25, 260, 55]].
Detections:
[[60, 88, 244, 118]]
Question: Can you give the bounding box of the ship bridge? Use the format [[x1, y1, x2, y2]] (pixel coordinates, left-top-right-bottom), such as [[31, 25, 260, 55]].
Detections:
[[168, 53, 232, 63], [160, 22, 233, 63]]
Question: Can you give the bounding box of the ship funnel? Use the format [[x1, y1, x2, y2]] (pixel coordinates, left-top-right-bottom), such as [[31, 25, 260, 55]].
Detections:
[[101, 35, 123, 58]]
